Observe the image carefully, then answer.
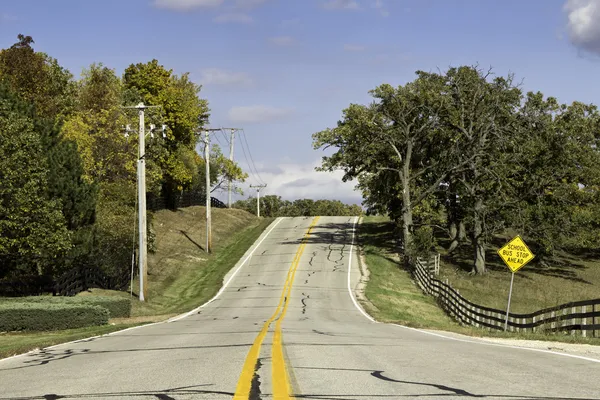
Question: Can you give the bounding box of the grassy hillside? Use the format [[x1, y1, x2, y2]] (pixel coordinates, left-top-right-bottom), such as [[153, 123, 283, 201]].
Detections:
[[435, 233, 600, 314], [83, 206, 273, 317], [359, 216, 600, 344], [1, 207, 272, 358]]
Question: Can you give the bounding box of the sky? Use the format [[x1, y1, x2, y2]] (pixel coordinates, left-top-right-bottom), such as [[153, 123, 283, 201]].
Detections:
[[1, 0, 600, 205]]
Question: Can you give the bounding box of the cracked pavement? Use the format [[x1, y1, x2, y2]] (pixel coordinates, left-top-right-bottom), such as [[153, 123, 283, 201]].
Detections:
[[0, 217, 599, 399]]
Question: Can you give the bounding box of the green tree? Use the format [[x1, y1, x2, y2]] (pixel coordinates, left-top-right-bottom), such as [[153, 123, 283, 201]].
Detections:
[[0, 84, 72, 279], [0, 34, 75, 122], [123, 59, 211, 205]]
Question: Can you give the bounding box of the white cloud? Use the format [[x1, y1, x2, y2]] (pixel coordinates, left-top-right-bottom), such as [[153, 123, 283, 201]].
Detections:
[[343, 44, 366, 52], [233, 0, 269, 10], [564, 0, 600, 55], [322, 0, 360, 10], [0, 13, 17, 22], [236, 160, 363, 204], [214, 12, 253, 23], [227, 105, 295, 124], [269, 36, 294, 46], [372, 0, 389, 16], [153, 0, 224, 11], [199, 68, 254, 86]]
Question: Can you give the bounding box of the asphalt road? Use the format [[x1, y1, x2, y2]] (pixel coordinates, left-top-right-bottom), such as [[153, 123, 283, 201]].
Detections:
[[1, 216, 600, 399]]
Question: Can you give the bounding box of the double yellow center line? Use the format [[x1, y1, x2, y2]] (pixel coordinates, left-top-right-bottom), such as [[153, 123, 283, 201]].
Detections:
[[234, 217, 320, 399]]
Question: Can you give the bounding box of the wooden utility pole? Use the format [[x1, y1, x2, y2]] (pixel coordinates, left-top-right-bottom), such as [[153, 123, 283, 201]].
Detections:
[[123, 103, 163, 302], [250, 184, 267, 217]]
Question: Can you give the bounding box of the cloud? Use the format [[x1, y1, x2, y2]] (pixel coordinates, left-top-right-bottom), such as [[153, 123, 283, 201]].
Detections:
[[343, 44, 366, 52], [564, 0, 600, 55], [153, 0, 224, 11], [199, 68, 254, 86], [236, 160, 363, 204], [233, 0, 270, 10], [269, 36, 295, 46], [322, 0, 360, 10], [0, 13, 17, 22], [372, 0, 389, 17], [227, 105, 295, 123], [214, 12, 253, 23]]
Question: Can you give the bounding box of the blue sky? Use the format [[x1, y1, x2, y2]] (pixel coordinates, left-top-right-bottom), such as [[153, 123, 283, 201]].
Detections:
[[1, 0, 599, 205]]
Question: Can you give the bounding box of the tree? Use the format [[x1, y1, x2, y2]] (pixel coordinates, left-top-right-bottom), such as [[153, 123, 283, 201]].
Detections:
[[0, 34, 75, 122], [436, 66, 523, 274], [123, 60, 211, 205], [314, 76, 459, 256], [193, 144, 248, 195], [0, 84, 72, 279], [62, 64, 136, 184]]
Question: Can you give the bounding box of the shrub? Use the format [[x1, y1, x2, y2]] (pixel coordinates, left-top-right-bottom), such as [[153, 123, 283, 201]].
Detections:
[[0, 295, 131, 318], [0, 302, 108, 332]]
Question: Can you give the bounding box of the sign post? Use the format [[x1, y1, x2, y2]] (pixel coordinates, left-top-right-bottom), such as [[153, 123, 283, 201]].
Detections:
[[497, 235, 535, 331]]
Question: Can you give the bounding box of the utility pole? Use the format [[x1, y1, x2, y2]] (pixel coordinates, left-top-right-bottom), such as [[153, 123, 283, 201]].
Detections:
[[250, 184, 267, 217], [228, 129, 235, 208], [201, 128, 224, 253], [214, 127, 241, 208], [123, 103, 164, 302]]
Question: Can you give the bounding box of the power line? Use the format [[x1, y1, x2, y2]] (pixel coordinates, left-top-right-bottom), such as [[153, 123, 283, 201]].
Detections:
[[240, 129, 266, 185], [238, 131, 259, 185]]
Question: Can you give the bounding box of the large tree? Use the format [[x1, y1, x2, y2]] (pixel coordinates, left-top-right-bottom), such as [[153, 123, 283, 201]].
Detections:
[[0, 34, 75, 122], [0, 84, 72, 279], [123, 59, 211, 205]]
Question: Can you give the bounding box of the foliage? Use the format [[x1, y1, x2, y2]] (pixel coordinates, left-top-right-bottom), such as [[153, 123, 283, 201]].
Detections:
[[0, 84, 72, 279], [233, 195, 362, 217], [123, 59, 212, 204], [315, 65, 600, 274], [0, 34, 75, 122], [0, 296, 131, 318], [0, 302, 108, 331]]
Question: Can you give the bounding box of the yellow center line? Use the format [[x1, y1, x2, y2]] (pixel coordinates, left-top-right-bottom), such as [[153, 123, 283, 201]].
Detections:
[[233, 217, 320, 400], [272, 217, 319, 399]]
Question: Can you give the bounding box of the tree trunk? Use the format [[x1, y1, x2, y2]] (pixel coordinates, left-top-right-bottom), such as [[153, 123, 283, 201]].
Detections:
[[471, 197, 486, 274], [400, 141, 413, 257], [458, 220, 466, 241]]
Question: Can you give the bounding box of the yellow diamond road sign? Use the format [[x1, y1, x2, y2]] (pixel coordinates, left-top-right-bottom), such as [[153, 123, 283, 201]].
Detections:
[[498, 235, 535, 273]]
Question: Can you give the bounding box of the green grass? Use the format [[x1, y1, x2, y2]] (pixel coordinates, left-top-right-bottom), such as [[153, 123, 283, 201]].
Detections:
[[0, 323, 144, 359], [435, 231, 600, 314], [1, 206, 273, 359], [77, 207, 272, 317], [359, 216, 600, 345], [359, 216, 459, 330], [133, 207, 273, 316]]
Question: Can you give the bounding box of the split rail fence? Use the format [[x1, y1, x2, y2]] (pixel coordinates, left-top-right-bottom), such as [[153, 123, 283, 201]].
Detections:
[[414, 256, 600, 337]]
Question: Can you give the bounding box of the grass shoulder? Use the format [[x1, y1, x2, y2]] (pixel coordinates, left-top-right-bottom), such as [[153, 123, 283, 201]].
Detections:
[[0, 323, 145, 359], [0, 207, 273, 359], [358, 216, 600, 346]]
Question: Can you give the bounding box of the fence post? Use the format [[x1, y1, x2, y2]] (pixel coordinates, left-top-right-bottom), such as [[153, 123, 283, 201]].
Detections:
[[582, 305, 587, 338], [570, 307, 576, 336], [592, 304, 600, 337], [551, 311, 556, 331], [532, 315, 536, 333]]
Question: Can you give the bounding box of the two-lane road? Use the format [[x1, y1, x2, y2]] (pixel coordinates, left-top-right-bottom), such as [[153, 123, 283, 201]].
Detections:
[[1, 217, 599, 399]]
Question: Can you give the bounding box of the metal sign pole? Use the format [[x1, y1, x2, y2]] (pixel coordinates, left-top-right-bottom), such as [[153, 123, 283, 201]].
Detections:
[[504, 272, 515, 331]]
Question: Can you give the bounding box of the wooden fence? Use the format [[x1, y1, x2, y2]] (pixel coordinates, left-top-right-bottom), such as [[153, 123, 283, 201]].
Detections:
[[148, 191, 228, 211], [53, 266, 130, 296], [414, 257, 600, 337]]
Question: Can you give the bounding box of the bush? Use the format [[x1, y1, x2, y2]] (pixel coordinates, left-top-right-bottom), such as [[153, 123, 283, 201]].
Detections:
[[0, 302, 108, 332], [0, 295, 131, 318]]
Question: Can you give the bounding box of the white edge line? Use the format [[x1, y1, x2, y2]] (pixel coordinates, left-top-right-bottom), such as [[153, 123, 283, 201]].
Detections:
[[167, 217, 283, 323], [347, 216, 375, 323], [0, 217, 284, 364], [346, 217, 600, 365]]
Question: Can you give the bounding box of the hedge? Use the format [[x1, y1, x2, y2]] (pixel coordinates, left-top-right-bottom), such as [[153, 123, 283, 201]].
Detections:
[[0, 296, 131, 318], [0, 303, 109, 332]]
